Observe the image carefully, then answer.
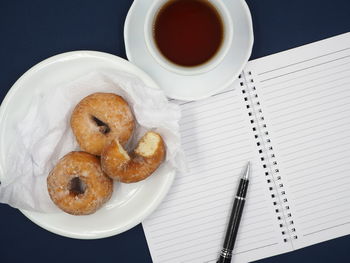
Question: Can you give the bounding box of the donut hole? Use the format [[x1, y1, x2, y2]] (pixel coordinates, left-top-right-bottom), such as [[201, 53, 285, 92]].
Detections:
[[69, 177, 87, 196], [91, 116, 111, 135]]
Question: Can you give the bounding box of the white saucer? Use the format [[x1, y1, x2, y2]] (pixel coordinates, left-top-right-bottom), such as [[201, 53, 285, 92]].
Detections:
[[124, 0, 254, 101], [0, 51, 175, 239]]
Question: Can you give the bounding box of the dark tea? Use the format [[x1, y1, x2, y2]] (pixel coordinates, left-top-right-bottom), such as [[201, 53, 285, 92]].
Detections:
[[153, 0, 224, 67]]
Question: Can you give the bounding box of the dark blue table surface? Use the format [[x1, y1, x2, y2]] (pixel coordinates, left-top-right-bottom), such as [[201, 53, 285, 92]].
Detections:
[[0, 0, 349, 262]]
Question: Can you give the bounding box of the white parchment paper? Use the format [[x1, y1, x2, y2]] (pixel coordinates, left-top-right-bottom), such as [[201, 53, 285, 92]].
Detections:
[[0, 71, 186, 212]]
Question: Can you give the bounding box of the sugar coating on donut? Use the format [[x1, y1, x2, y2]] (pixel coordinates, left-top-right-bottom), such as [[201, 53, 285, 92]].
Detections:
[[100, 139, 130, 181], [47, 151, 113, 215], [70, 93, 135, 156]]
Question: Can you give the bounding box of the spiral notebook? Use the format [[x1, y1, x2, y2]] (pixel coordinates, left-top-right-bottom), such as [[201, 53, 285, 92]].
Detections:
[[142, 32, 350, 263]]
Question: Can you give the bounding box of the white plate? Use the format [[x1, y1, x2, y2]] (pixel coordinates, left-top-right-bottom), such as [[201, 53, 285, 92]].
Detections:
[[0, 51, 175, 239], [124, 0, 254, 101]]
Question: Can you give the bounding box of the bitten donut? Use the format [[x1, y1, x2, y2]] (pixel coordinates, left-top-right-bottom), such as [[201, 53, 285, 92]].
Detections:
[[101, 131, 166, 183], [71, 93, 135, 156], [47, 151, 113, 215]]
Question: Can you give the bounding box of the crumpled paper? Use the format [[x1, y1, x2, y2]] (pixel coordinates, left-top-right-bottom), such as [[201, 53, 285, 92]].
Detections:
[[0, 70, 186, 212]]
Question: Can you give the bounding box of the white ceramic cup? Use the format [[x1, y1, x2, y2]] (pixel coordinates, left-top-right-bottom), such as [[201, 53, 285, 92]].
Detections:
[[144, 0, 233, 76]]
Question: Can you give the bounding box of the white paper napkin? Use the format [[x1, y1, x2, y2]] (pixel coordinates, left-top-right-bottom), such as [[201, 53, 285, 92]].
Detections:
[[0, 71, 186, 212]]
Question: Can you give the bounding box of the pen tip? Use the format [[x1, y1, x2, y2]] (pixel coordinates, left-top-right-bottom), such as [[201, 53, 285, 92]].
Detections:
[[243, 161, 251, 180]]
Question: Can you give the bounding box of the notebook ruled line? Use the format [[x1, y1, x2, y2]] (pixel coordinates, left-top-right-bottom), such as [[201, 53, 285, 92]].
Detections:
[[259, 54, 350, 82], [155, 227, 274, 253], [263, 68, 350, 100], [181, 122, 245, 137], [287, 160, 350, 184], [294, 181, 350, 202], [268, 95, 350, 119], [274, 118, 348, 144], [304, 222, 350, 237], [180, 110, 243, 126], [161, 236, 277, 262], [260, 60, 350, 90], [174, 166, 245, 187], [182, 156, 251, 175], [150, 200, 234, 222], [181, 120, 244, 138], [149, 209, 272, 237], [285, 154, 350, 178], [153, 217, 271, 246], [293, 176, 350, 197], [190, 240, 279, 262], [277, 125, 350, 147], [284, 148, 350, 171], [295, 188, 350, 211], [155, 230, 226, 252], [268, 93, 350, 121], [181, 102, 240, 119], [265, 80, 350, 110], [258, 47, 350, 76], [187, 149, 252, 164], [164, 184, 264, 209], [211, 88, 236, 97], [282, 141, 350, 165], [170, 170, 257, 195], [156, 237, 224, 259], [297, 200, 350, 221], [205, 242, 279, 262], [302, 214, 350, 232], [189, 154, 252, 170], [150, 217, 272, 243], [149, 212, 230, 236], [289, 168, 350, 189], [185, 142, 249, 158], [272, 104, 350, 128], [274, 111, 350, 134], [236, 236, 278, 251], [159, 190, 262, 216], [234, 242, 279, 255], [180, 114, 244, 130], [154, 190, 262, 220], [179, 91, 237, 110], [182, 131, 248, 147]]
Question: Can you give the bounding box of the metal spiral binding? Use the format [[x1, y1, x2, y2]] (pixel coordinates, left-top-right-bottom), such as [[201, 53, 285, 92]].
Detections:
[[239, 72, 298, 243]]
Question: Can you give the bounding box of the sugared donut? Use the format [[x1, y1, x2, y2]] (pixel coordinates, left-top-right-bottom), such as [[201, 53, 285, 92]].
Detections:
[[47, 151, 113, 215], [101, 131, 166, 183], [71, 93, 135, 156]]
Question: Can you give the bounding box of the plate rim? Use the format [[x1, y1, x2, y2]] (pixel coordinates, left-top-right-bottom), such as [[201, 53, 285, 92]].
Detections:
[[20, 170, 175, 240], [124, 0, 254, 101], [0, 50, 176, 239]]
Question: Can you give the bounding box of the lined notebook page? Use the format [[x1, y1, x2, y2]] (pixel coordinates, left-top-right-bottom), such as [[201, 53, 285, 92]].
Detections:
[[246, 33, 350, 249], [143, 87, 291, 263]]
